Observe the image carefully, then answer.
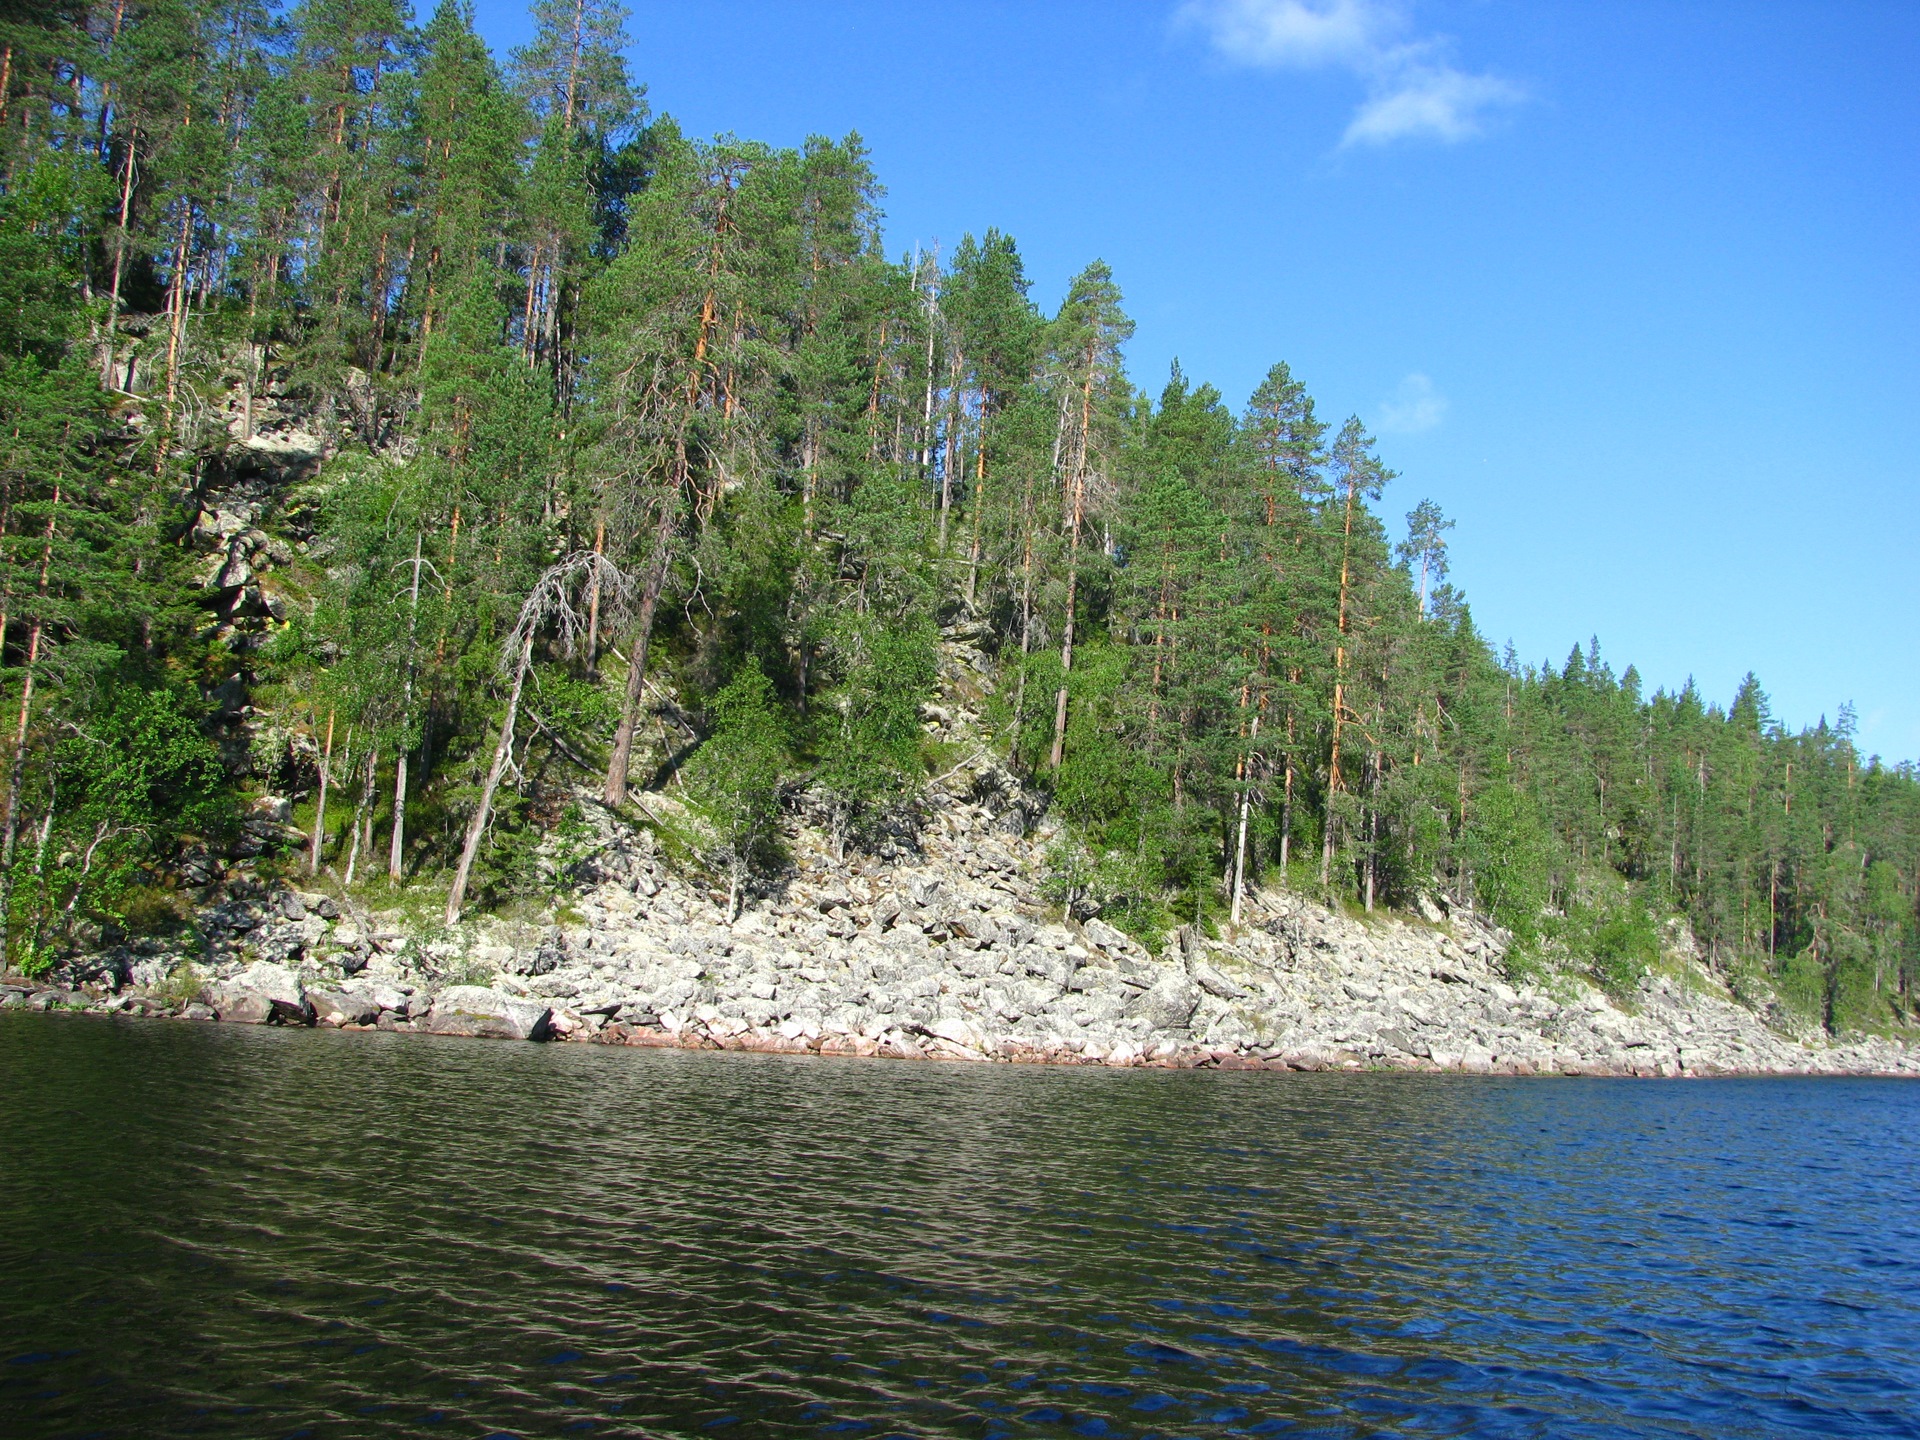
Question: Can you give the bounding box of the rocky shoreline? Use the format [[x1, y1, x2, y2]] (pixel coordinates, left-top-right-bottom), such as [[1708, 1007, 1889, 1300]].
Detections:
[[9, 770, 1918, 1078], [7, 938, 1918, 1076], [10, 604, 1916, 1080]]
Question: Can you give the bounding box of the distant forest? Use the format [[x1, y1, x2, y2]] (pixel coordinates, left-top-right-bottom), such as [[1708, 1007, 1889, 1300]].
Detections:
[[0, 0, 1913, 1032]]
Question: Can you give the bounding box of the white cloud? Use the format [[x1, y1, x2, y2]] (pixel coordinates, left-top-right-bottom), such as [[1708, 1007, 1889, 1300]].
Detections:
[[1377, 372, 1447, 433], [1344, 57, 1524, 145], [1177, 0, 1524, 147], [1179, 0, 1392, 68]]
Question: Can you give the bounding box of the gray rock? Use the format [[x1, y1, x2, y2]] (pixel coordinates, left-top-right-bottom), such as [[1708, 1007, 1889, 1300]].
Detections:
[[213, 551, 253, 590], [1081, 918, 1135, 954], [426, 986, 553, 1042], [212, 962, 313, 1024], [308, 988, 379, 1026], [1177, 925, 1205, 966], [235, 961, 313, 1020], [340, 978, 413, 1014], [1374, 1026, 1418, 1056], [1190, 961, 1249, 1000], [1126, 974, 1199, 1031], [211, 987, 274, 1024]]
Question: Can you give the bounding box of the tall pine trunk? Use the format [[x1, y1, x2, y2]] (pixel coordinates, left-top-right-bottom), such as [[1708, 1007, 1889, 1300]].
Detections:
[[1231, 710, 1260, 923], [604, 515, 671, 806], [1, 487, 59, 867], [1321, 477, 1359, 887], [1048, 486, 1081, 770], [447, 631, 535, 925], [155, 196, 194, 470], [345, 746, 375, 887], [388, 533, 423, 883], [1049, 374, 1095, 770], [963, 441, 986, 609], [937, 361, 963, 551], [1280, 696, 1297, 871], [309, 710, 334, 876], [101, 118, 137, 388], [584, 517, 605, 675]]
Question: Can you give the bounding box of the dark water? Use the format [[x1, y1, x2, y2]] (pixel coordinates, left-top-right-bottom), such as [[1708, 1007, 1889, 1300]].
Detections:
[[2, 1015, 1916, 1440]]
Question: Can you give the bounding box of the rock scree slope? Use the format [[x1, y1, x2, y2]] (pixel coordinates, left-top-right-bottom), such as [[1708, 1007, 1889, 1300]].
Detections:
[[10, 683, 1917, 1077]]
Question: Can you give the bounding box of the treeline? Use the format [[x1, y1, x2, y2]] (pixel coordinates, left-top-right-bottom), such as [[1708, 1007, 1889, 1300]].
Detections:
[[0, 0, 1914, 1031]]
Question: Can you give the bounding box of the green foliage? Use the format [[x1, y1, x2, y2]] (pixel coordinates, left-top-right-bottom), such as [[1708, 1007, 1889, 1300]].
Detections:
[[5, 683, 228, 958], [1569, 899, 1662, 1001], [547, 803, 599, 876], [1041, 832, 1174, 949], [0, 158, 99, 364], [1050, 642, 1162, 827], [0, 0, 1910, 1047], [528, 671, 622, 753], [812, 619, 935, 857], [152, 960, 210, 1009], [1463, 781, 1553, 942], [460, 784, 544, 905], [685, 666, 790, 910], [1773, 952, 1828, 1032]]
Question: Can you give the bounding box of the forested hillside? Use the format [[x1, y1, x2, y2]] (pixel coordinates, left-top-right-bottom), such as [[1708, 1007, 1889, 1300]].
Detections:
[[0, 0, 1914, 1034]]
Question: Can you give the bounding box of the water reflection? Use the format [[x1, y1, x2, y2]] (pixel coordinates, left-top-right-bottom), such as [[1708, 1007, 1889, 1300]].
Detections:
[[2, 1013, 1915, 1437]]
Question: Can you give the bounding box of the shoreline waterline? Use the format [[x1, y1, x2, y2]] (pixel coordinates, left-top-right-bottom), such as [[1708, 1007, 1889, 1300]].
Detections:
[[7, 992, 1916, 1079]]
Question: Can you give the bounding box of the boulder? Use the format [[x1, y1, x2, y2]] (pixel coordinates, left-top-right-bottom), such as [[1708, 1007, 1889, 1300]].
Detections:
[[211, 987, 274, 1024], [339, 979, 414, 1016], [237, 960, 311, 1013], [216, 961, 313, 1024], [426, 986, 553, 1042], [307, 988, 380, 1027], [1126, 974, 1199, 1031], [212, 551, 253, 591], [1190, 961, 1250, 1000], [1081, 918, 1135, 955], [1176, 925, 1205, 966], [926, 1015, 987, 1052]]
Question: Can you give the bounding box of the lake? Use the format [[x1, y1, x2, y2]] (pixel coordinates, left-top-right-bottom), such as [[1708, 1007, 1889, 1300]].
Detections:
[[2, 1013, 1915, 1438]]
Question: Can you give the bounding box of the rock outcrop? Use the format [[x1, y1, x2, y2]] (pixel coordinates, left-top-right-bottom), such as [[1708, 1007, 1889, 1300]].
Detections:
[[10, 777, 1917, 1077], [6, 629, 1916, 1077]]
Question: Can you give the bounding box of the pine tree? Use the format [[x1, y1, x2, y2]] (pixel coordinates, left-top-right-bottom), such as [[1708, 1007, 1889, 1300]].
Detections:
[[1044, 260, 1131, 771], [1320, 416, 1392, 887], [0, 0, 1907, 1030]]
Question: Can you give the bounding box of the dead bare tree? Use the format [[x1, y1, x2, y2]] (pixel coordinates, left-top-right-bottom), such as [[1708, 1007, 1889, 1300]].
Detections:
[[445, 551, 631, 926]]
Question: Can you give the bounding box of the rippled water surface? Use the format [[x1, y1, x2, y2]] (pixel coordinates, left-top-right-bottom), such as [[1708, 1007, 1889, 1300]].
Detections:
[[2, 1014, 1917, 1438]]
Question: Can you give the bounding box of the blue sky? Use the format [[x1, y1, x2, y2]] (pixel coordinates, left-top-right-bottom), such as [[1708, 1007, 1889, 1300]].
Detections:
[[474, 1, 1919, 761]]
